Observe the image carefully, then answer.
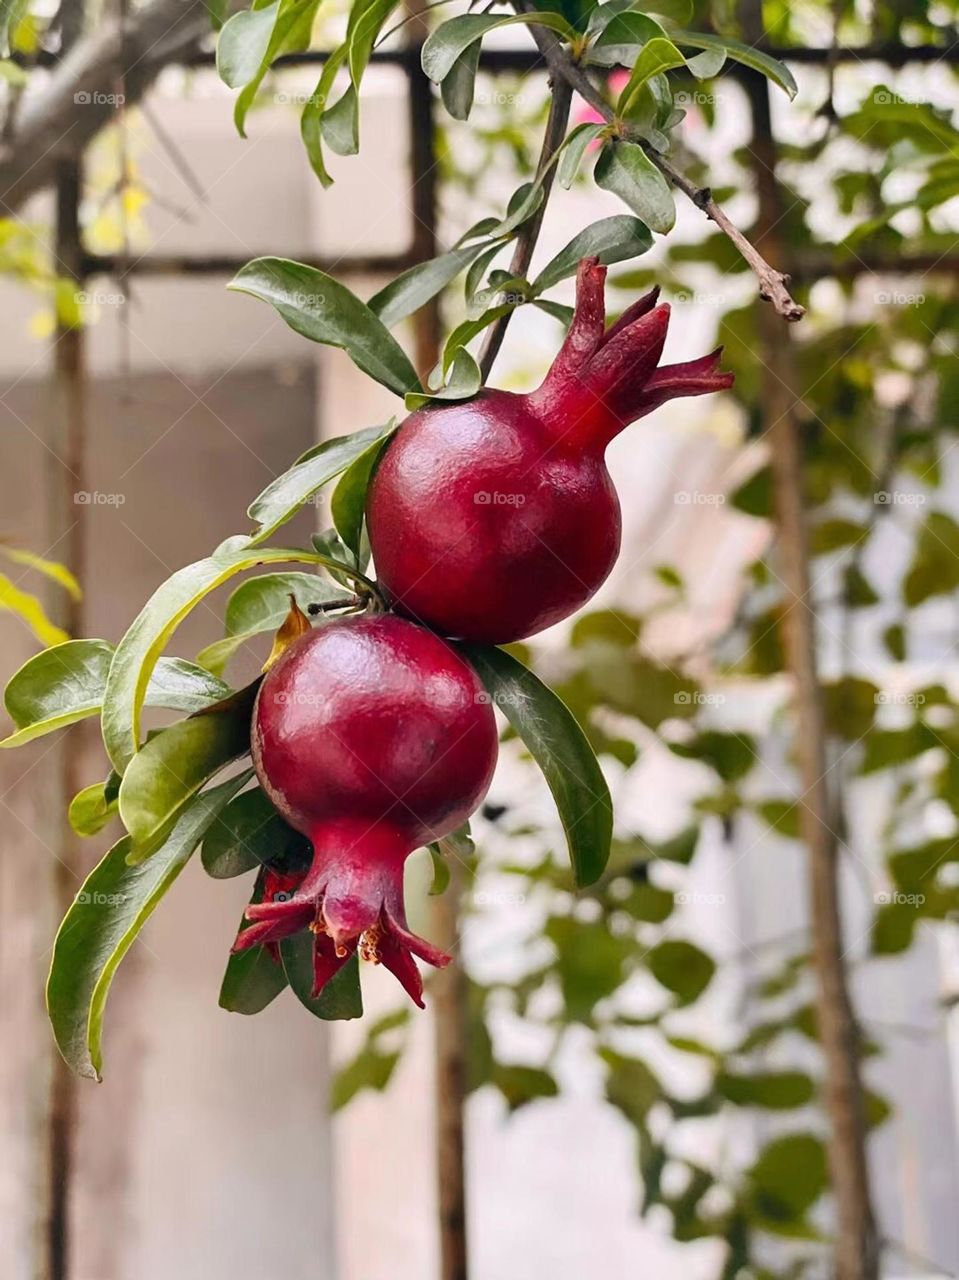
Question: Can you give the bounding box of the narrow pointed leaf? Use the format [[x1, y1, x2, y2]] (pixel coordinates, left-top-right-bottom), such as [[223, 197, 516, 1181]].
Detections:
[[331, 426, 397, 558], [119, 682, 260, 861], [674, 31, 797, 99], [248, 421, 395, 544], [102, 537, 367, 774], [229, 259, 421, 397], [463, 645, 612, 886], [532, 215, 652, 293], [47, 771, 251, 1079], [368, 244, 491, 328], [422, 12, 575, 85], [196, 570, 341, 675], [2, 640, 229, 749]]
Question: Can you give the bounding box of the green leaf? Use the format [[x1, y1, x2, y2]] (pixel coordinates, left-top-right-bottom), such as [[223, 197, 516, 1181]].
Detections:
[[428, 845, 451, 895], [589, 10, 668, 66], [558, 121, 606, 188], [2, 640, 229, 749], [247, 421, 396, 544], [331, 1044, 401, 1109], [301, 45, 347, 187], [405, 347, 481, 410], [685, 47, 725, 79], [216, 1, 280, 89], [68, 780, 119, 838], [231, 0, 320, 135], [346, 0, 399, 86], [491, 1063, 559, 1111], [47, 771, 251, 1079], [280, 933, 363, 1020], [118, 682, 260, 861], [717, 1070, 815, 1109], [546, 916, 637, 1021], [368, 244, 492, 328], [463, 644, 612, 886], [647, 939, 715, 1004], [747, 1134, 828, 1227], [321, 84, 359, 156], [674, 32, 797, 100], [101, 537, 357, 774], [903, 511, 959, 607], [229, 259, 421, 397], [202, 785, 309, 879], [218, 944, 289, 1014], [594, 140, 675, 234], [531, 215, 652, 293], [331, 425, 397, 558], [617, 37, 686, 114], [440, 41, 481, 120], [422, 12, 576, 85], [195, 570, 341, 676]]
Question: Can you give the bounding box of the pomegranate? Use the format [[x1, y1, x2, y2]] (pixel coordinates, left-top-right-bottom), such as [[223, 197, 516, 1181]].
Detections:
[[234, 613, 497, 1007], [367, 258, 734, 643]]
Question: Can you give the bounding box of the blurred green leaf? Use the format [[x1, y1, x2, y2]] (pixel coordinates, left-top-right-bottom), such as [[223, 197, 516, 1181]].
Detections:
[[647, 939, 715, 1004]]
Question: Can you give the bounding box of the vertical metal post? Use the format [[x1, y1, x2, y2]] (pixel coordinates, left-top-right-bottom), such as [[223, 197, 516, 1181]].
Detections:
[[41, 151, 86, 1280], [403, 16, 471, 1279]]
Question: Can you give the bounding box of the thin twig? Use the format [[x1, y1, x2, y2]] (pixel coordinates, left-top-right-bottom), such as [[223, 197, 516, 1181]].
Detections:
[[477, 72, 573, 379], [513, 4, 805, 322]]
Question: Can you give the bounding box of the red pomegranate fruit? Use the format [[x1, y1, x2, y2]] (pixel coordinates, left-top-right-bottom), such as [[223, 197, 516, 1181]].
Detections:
[[234, 613, 498, 1007], [366, 258, 734, 644]]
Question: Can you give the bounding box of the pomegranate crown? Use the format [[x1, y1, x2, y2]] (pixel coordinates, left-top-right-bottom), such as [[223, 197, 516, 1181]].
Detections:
[[528, 257, 734, 447]]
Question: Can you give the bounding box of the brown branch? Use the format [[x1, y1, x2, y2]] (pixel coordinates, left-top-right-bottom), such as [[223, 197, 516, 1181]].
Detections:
[[0, 0, 209, 214], [740, 7, 879, 1274], [478, 73, 573, 379], [513, 4, 805, 322]]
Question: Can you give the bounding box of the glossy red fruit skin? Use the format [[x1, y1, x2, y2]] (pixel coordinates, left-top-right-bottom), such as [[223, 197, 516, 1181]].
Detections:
[[367, 257, 733, 645], [243, 614, 498, 1007], [252, 613, 497, 848], [366, 388, 621, 644]]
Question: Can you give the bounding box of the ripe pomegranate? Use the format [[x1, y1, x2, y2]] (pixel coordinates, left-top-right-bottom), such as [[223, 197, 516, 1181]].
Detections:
[[234, 614, 497, 1007], [367, 258, 734, 643]]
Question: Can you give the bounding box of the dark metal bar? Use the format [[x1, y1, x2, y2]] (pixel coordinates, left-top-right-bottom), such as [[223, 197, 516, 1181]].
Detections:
[[17, 38, 959, 73], [82, 251, 419, 277]]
